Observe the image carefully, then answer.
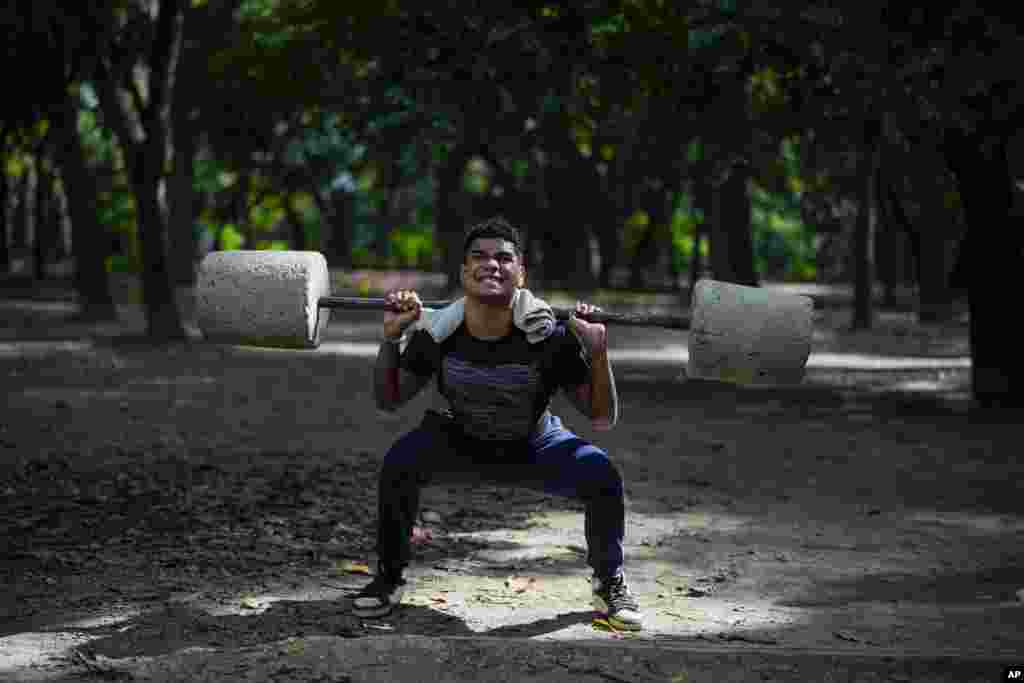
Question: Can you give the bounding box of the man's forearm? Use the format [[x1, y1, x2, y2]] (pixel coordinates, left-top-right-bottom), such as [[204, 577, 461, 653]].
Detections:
[[588, 349, 618, 430], [373, 340, 402, 410]]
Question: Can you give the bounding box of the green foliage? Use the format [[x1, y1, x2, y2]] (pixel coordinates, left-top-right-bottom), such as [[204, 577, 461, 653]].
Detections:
[[351, 245, 374, 268], [750, 183, 815, 281], [106, 254, 136, 274], [255, 239, 290, 250], [389, 226, 434, 269], [670, 193, 707, 273], [219, 224, 245, 250]]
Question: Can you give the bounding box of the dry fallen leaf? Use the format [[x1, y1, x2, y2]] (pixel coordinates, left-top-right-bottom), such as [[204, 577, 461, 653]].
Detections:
[[591, 617, 632, 638], [505, 575, 536, 593], [475, 592, 516, 605], [336, 560, 372, 575], [240, 596, 262, 610], [411, 526, 434, 545]]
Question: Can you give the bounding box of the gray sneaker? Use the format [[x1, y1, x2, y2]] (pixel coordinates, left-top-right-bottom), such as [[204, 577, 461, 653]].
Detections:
[[352, 572, 406, 618], [592, 573, 643, 631]]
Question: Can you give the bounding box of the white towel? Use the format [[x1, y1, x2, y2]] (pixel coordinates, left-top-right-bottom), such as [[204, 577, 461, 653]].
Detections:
[[400, 288, 557, 352]]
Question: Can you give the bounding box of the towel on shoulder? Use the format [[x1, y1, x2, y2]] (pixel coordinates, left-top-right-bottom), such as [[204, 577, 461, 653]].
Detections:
[[399, 288, 560, 352]]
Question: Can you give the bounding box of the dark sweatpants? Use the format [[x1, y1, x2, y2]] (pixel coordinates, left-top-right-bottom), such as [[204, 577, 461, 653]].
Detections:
[[376, 410, 625, 579]]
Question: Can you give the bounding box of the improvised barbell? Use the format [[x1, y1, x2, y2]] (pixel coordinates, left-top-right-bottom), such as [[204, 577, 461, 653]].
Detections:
[[195, 250, 814, 385]]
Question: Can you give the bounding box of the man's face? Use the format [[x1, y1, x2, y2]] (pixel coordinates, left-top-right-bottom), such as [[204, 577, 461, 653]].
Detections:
[[461, 237, 525, 303]]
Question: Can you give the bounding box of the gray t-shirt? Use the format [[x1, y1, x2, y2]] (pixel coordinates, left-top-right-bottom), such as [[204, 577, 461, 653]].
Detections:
[[401, 321, 590, 441]]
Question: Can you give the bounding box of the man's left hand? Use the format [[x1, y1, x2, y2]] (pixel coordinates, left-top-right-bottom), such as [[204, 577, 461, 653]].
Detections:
[[569, 301, 608, 355]]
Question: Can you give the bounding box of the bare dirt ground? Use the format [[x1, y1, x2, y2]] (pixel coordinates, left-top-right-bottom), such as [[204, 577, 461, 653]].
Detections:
[[1, 278, 1022, 681]]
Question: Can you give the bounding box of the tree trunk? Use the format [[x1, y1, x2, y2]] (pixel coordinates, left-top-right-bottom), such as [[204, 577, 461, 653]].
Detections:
[[320, 187, 353, 267], [852, 122, 881, 330], [944, 128, 1021, 408], [689, 172, 712, 297], [545, 161, 595, 292], [667, 190, 682, 291], [55, 95, 117, 321], [284, 192, 306, 251], [15, 165, 34, 256], [234, 169, 251, 247], [373, 150, 403, 265], [557, 157, 598, 292], [52, 178, 70, 262], [629, 184, 673, 291], [916, 217, 953, 323], [33, 158, 53, 280], [913, 175, 957, 324], [133, 161, 187, 339], [96, 0, 188, 340], [710, 165, 758, 286], [168, 112, 199, 285], [437, 143, 472, 296], [0, 168, 9, 273], [877, 170, 922, 308]]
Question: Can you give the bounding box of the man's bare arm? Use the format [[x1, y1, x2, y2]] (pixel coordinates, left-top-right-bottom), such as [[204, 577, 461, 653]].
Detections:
[[373, 340, 430, 412], [566, 350, 619, 431], [374, 289, 430, 412]]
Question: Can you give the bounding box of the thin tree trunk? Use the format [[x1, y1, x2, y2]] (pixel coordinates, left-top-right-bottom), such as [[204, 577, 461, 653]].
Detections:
[[0, 167, 9, 273], [55, 95, 117, 321], [33, 157, 53, 280], [913, 173, 956, 324], [168, 113, 199, 285], [689, 172, 712, 297], [945, 128, 1021, 408], [52, 178, 70, 262], [133, 161, 186, 339], [880, 176, 922, 293], [916, 217, 953, 323], [437, 143, 472, 296], [284, 192, 306, 251], [724, 165, 758, 287], [709, 165, 758, 286], [234, 169, 251, 247], [852, 121, 881, 330], [667, 190, 682, 291], [322, 187, 352, 267], [373, 150, 403, 265], [15, 165, 33, 258]]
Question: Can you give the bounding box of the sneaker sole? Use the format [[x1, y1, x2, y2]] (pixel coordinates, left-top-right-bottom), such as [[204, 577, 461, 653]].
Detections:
[[352, 603, 397, 618], [592, 596, 643, 631]]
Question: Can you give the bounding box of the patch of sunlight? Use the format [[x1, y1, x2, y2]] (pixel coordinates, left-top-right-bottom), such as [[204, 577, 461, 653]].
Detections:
[[0, 631, 99, 680], [893, 380, 945, 392], [646, 595, 804, 636], [888, 377, 969, 398], [907, 511, 1024, 535], [201, 591, 308, 617], [60, 609, 142, 630], [317, 342, 380, 357], [446, 510, 754, 569], [0, 340, 94, 358], [809, 352, 970, 370]]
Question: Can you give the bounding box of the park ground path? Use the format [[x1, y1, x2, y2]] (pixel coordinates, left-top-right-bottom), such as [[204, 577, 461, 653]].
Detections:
[[1, 275, 1021, 681]]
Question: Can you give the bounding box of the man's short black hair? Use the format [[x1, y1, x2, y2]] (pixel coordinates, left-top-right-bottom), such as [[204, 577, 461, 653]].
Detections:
[[462, 216, 524, 262]]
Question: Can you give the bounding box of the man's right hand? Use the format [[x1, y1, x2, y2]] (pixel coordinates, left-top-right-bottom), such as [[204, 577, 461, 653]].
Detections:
[[383, 290, 422, 340]]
